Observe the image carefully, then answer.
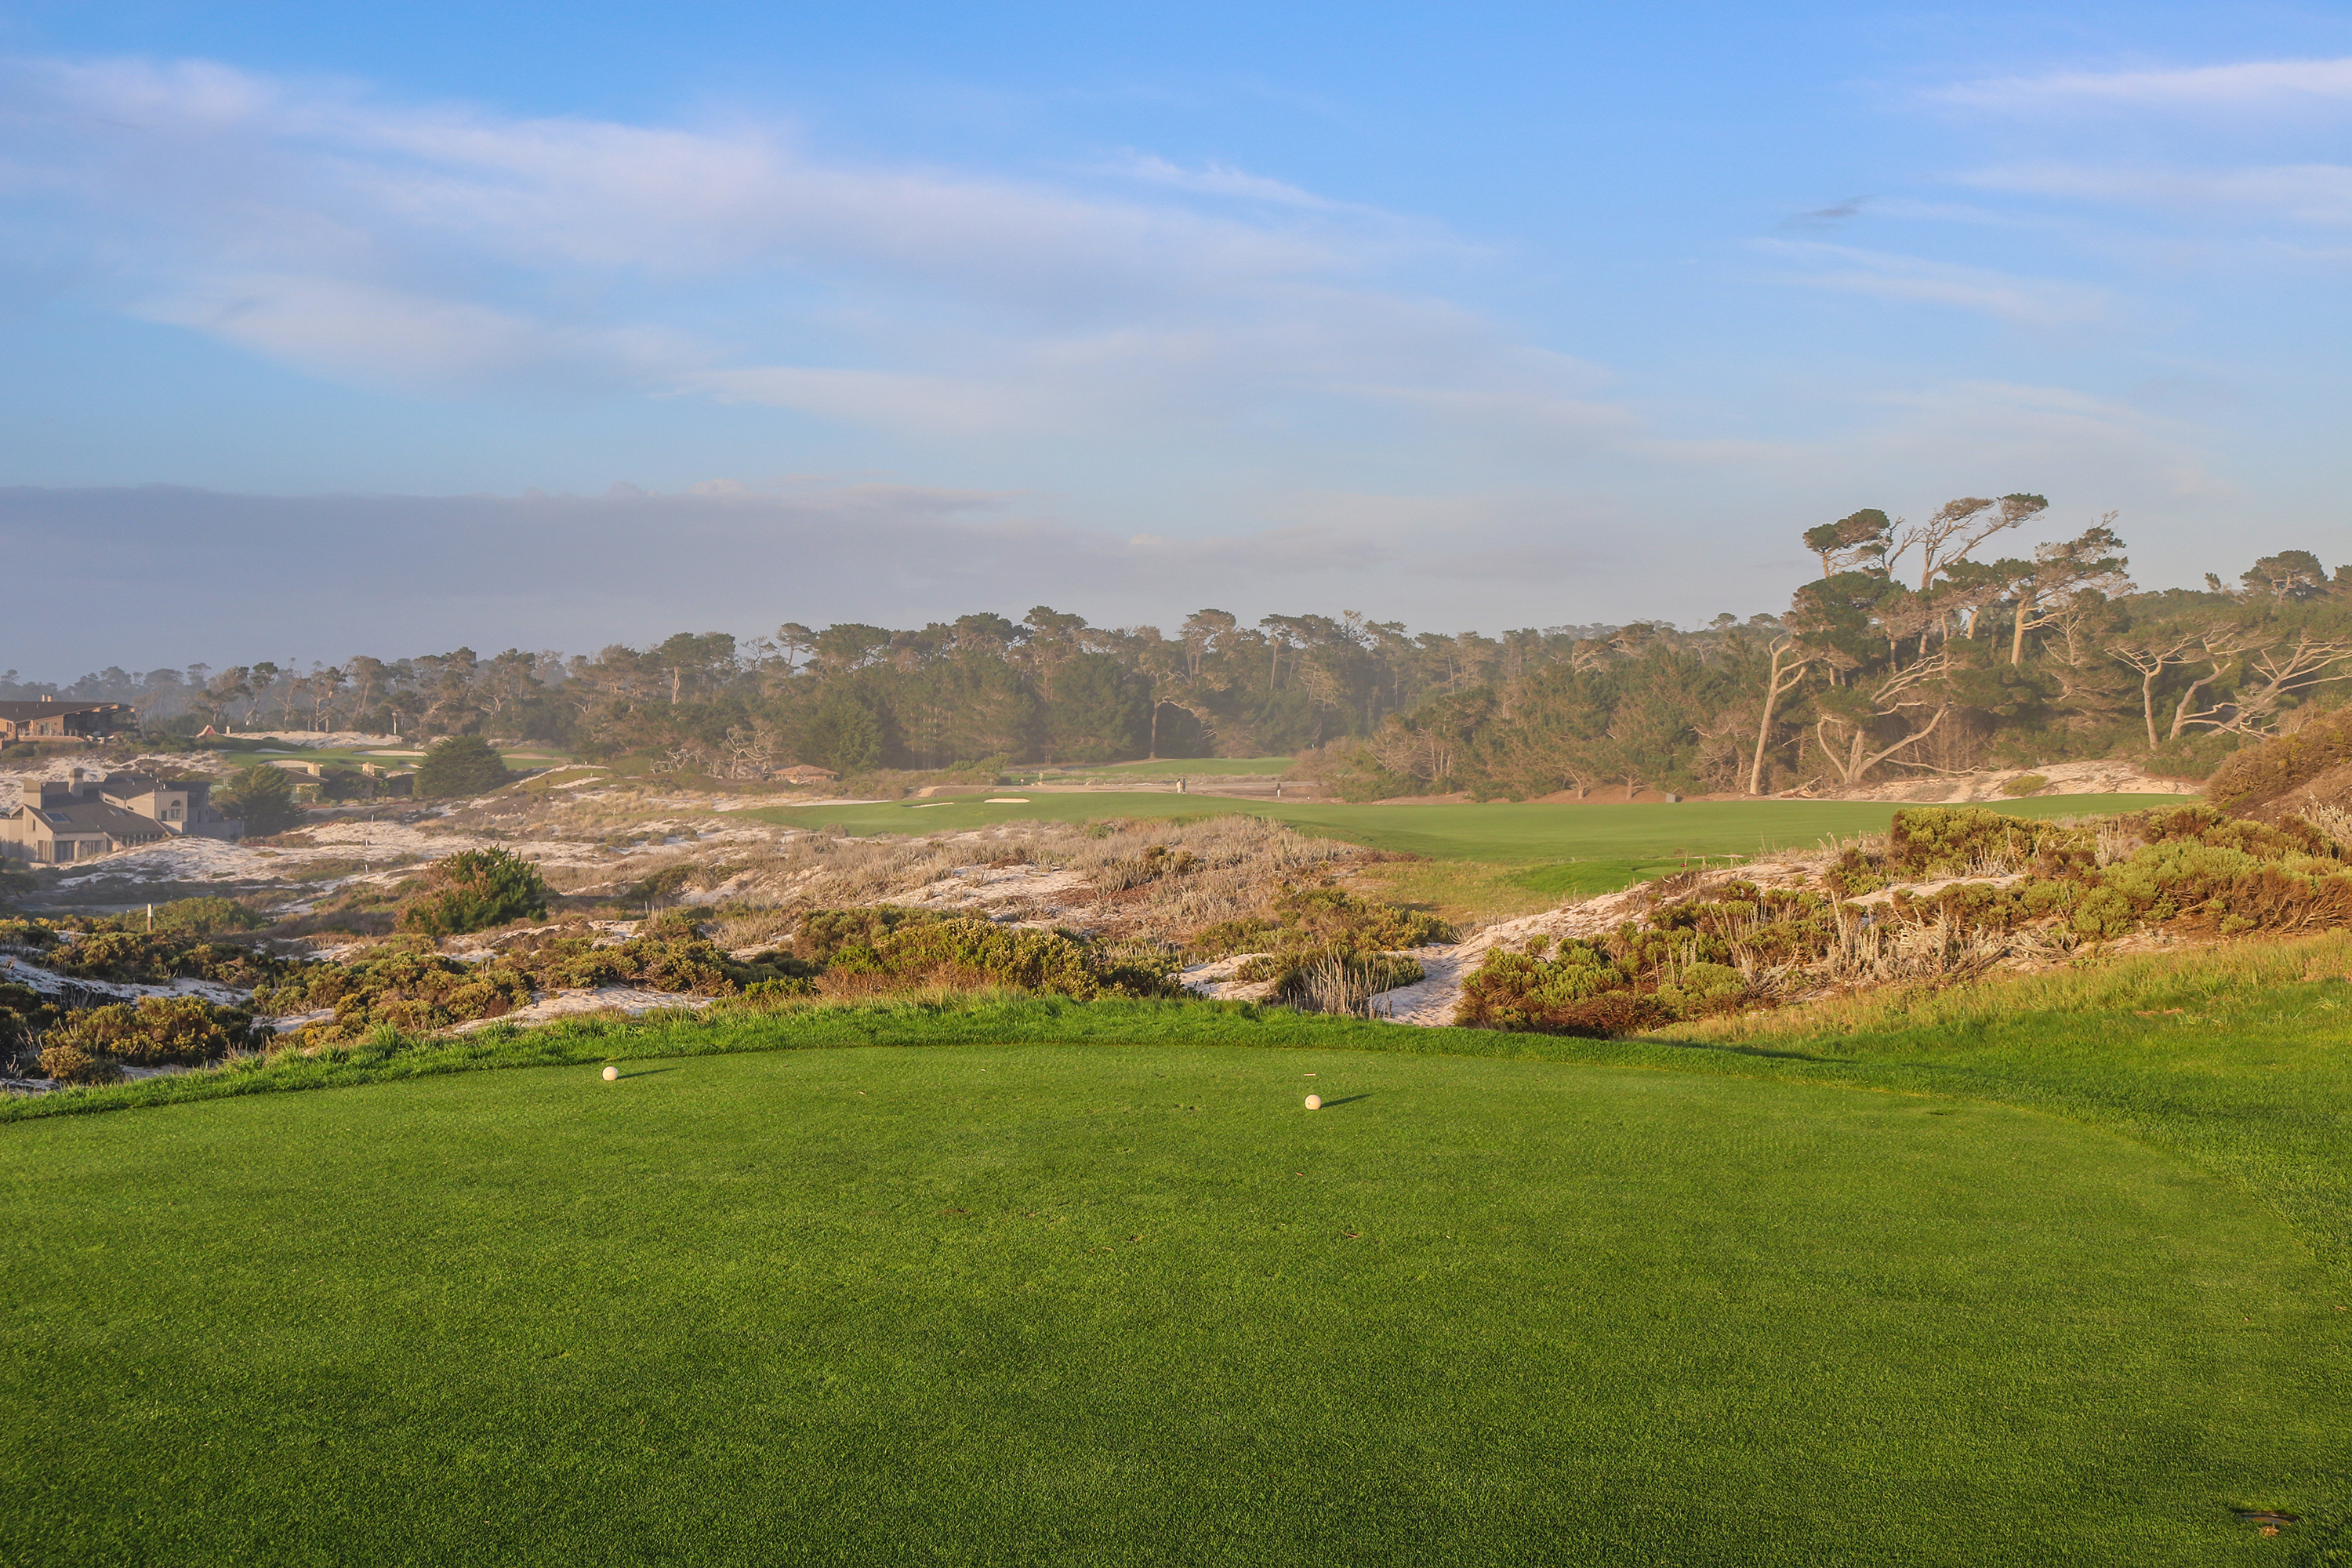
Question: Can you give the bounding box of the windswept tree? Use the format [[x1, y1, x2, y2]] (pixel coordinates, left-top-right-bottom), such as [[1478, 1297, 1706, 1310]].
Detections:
[[1801, 508, 1893, 579], [1889, 493, 2047, 592], [775, 622, 817, 675], [2005, 519, 2131, 665], [2241, 550, 2334, 602]]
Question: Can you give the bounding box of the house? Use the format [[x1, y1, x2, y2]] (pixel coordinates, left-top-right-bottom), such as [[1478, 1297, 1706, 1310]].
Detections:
[[93, 771, 242, 840], [0, 699, 136, 745], [0, 769, 243, 865]]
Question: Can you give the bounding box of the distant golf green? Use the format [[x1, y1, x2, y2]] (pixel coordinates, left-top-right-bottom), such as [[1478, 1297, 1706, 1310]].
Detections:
[[1038, 755, 1294, 776], [3, 1042, 2332, 1566], [753, 793, 2194, 894]]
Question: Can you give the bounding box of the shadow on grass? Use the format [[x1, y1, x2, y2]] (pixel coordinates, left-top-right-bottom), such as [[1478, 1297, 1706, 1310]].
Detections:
[[1649, 1035, 1851, 1064], [1316, 1094, 1374, 1109]]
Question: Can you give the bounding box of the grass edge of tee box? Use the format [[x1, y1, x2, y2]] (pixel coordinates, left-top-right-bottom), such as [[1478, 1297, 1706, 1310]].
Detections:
[[9, 930, 2352, 1293]]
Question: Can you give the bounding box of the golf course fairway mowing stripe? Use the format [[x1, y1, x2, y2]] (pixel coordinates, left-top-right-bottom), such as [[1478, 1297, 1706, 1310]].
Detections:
[[2, 1045, 2337, 1566]]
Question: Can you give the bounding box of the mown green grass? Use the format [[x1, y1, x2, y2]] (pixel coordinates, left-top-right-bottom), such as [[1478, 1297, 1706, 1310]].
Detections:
[[5, 1032, 2339, 1566], [1032, 755, 1294, 777], [9, 934, 2348, 1563]]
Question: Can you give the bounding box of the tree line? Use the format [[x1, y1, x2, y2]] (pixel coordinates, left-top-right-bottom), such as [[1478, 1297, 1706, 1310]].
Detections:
[[5, 508, 2345, 794]]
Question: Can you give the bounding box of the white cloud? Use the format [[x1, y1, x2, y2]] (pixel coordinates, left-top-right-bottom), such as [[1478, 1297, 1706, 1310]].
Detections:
[[1944, 56, 2352, 113], [0, 52, 1671, 463], [1962, 162, 2352, 228], [1105, 152, 1348, 210], [1753, 241, 2114, 328]]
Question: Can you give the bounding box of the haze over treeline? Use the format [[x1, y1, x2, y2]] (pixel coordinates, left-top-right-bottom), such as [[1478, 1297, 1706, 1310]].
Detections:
[[13, 507, 2347, 799]]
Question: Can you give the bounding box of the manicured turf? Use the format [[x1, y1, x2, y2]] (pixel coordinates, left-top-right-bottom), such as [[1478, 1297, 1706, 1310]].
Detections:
[[753, 793, 2197, 896], [4, 1040, 2336, 1566], [1037, 756, 1294, 776]]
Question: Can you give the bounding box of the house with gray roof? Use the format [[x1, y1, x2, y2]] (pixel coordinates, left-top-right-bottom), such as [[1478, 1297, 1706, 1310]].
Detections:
[[0, 699, 136, 744]]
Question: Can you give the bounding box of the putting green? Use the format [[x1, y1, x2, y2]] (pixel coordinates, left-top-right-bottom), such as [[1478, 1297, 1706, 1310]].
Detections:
[[2, 1044, 2331, 1565]]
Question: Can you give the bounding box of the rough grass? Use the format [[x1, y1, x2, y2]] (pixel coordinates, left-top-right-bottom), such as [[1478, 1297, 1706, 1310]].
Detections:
[[694, 812, 1360, 945], [4, 1036, 2341, 1566]]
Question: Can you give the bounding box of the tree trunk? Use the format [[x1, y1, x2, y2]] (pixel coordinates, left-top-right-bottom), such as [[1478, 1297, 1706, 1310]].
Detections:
[[1748, 643, 1802, 797], [2169, 668, 2227, 739]]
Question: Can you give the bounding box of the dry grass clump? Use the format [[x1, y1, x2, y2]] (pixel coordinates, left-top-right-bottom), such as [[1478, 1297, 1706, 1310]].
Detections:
[[693, 815, 1364, 947], [1085, 815, 1359, 940]]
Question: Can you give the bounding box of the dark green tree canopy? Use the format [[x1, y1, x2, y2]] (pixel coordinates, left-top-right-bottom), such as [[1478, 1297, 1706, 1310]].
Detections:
[[416, 736, 514, 798], [1801, 509, 1891, 578], [2242, 551, 2332, 601], [399, 847, 551, 938], [213, 764, 303, 837]]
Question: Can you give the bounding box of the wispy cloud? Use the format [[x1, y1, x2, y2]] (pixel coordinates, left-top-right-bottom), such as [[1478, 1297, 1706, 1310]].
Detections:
[[1754, 241, 2114, 328], [0, 52, 1624, 457], [1962, 162, 2352, 228], [1944, 56, 2352, 113], [1104, 151, 1347, 211]]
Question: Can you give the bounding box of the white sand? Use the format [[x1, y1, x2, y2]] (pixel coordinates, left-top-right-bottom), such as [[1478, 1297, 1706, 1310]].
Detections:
[[1786, 759, 2197, 804]]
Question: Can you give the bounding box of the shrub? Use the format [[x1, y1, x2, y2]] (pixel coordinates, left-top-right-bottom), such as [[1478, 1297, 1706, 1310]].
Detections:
[[1454, 952, 1671, 1035], [39, 996, 261, 1078], [809, 918, 1180, 1001], [1188, 916, 1279, 959], [0, 981, 60, 1069], [399, 848, 551, 938], [1998, 774, 2050, 797], [109, 897, 270, 937], [36, 930, 296, 988], [1886, 808, 2070, 877], [0, 919, 58, 951], [2206, 706, 2352, 811], [256, 915, 822, 1044], [1654, 960, 1753, 1018], [38, 1040, 123, 1086], [1267, 884, 1451, 950], [789, 907, 949, 966], [213, 764, 303, 836], [416, 736, 514, 799], [257, 946, 535, 1041], [1185, 885, 1450, 960]]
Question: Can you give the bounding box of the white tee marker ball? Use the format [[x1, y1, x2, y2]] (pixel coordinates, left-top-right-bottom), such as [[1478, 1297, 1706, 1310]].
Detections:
[[602, 1065, 620, 1082], [1304, 1094, 1322, 1111]]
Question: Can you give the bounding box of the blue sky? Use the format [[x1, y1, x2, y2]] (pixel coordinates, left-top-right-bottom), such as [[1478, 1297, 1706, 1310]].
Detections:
[[2, 2, 2347, 672]]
